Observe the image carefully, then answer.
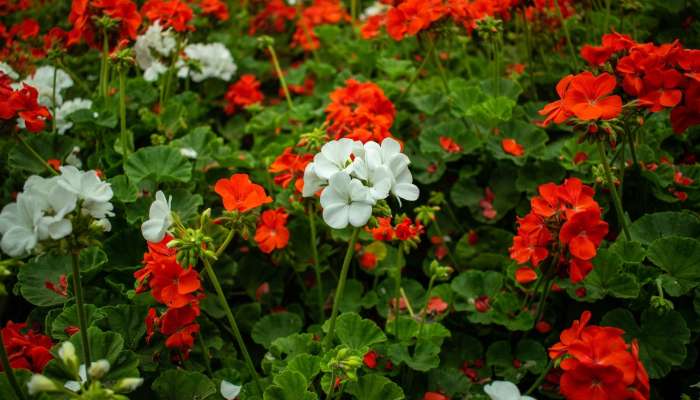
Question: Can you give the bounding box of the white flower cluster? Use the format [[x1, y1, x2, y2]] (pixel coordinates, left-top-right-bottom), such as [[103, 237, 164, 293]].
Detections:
[[0, 166, 114, 257], [177, 42, 237, 82], [134, 22, 177, 82], [484, 381, 536, 400], [303, 138, 419, 229], [15, 65, 92, 134]]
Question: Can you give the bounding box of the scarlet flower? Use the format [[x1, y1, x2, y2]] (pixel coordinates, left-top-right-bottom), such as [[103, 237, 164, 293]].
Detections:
[[255, 208, 290, 254], [562, 72, 622, 121], [248, 0, 296, 36], [386, 0, 445, 41], [515, 267, 538, 284], [394, 217, 424, 241], [68, 0, 142, 48], [141, 0, 194, 32], [223, 74, 264, 115], [291, 0, 349, 51], [423, 392, 449, 400], [215, 173, 272, 213], [538, 74, 574, 127], [360, 14, 385, 40], [439, 136, 462, 153], [559, 209, 609, 261], [0, 321, 53, 373], [0, 83, 51, 132], [369, 217, 395, 241], [573, 151, 588, 165], [426, 296, 449, 314], [363, 350, 378, 369], [268, 147, 312, 193], [501, 138, 524, 156], [474, 295, 490, 313], [197, 0, 229, 21], [359, 251, 378, 270]]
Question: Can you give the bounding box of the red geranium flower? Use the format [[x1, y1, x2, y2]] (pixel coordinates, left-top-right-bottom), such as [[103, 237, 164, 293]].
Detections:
[[426, 296, 449, 314], [68, 0, 142, 48], [197, 0, 229, 21], [369, 217, 395, 241], [215, 173, 272, 213], [0, 321, 53, 373], [255, 208, 290, 254], [223, 74, 264, 115], [562, 72, 622, 121], [269, 147, 313, 193], [141, 0, 194, 32], [439, 136, 462, 153], [502, 138, 524, 156], [559, 209, 609, 261]]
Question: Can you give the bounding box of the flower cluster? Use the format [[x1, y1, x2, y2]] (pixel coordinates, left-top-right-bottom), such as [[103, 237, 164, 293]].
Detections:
[[325, 79, 396, 143], [509, 178, 608, 284], [549, 311, 649, 400], [248, 0, 296, 36], [176, 42, 237, 82], [134, 22, 177, 82], [268, 147, 313, 193], [223, 74, 264, 115], [67, 0, 142, 48], [303, 137, 419, 229], [292, 0, 348, 51], [255, 208, 290, 254], [369, 216, 424, 242], [0, 166, 114, 257], [0, 321, 53, 373], [0, 71, 50, 132], [135, 235, 204, 357], [141, 0, 194, 32], [215, 173, 272, 213]]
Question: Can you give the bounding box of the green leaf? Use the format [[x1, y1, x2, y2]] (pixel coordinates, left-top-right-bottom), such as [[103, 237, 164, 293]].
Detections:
[[602, 308, 690, 378], [486, 339, 546, 383], [451, 270, 503, 304], [8, 134, 75, 174], [581, 249, 640, 300], [629, 211, 700, 245], [377, 58, 415, 80], [171, 189, 204, 222], [419, 120, 481, 158], [328, 312, 387, 351], [286, 354, 321, 382], [99, 304, 148, 349], [109, 175, 138, 203], [51, 304, 106, 340], [252, 312, 303, 349], [263, 370, 317, 400], [125, 146, 192, 184], [609, 240, 646, 264], [152, 370, 217, 400], [0, 369, 32, 400], [17, 254, 71, 306], [647, 236, 700, 295], [270, 333, 318, 359], [345, 374, 404, 400], [410, 93, 448, 116], [387, 340, 443, 372]]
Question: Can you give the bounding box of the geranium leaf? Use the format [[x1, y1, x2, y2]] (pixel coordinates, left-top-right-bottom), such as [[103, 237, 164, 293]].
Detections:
[[152, 369, 216, 400], [345, 374, 404, 400], [580, 249, 640, 300], [647, 236, 700, 295], [629, 211, 700, 245], [324, 312, 386, 351], [124, 145, 192, 184], [263, 370, 317, 400], [17, 254, 72, 307], [252, 312, 303, 349]]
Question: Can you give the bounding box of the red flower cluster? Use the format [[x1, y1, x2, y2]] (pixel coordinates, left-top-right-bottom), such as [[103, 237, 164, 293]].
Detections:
[[248, 0, 296, 36], [523, 0, 576, 30], [268, 147, 313, 193], [369, 216, 424, 242], [255, 208, 290, 254], [0, 321, 53, 373], [135, 235, 204, 356], [68, 0, 142, 48], [539, 72, 623, 126], [215, 173, 272, 213], [549, 311, 649, 400], [142, 0, 194, 32], [0, 73, 51, 132], [325, 79, 396, 142], [196, 0, 229, 22], [509, 178, 608, 283], [223, 74, 264, 115], [0, 0, 32, 16], [0, 19, 45, 73], [292, 0, 348, 51], [439, 136, 462, 153]]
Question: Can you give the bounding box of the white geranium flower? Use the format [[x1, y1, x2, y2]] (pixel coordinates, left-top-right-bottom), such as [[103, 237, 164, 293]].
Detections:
[[134, 22, 176, 82], [141, 191, 172, 243], [177, 42, 237, 82], [27, 374, 57, 395], [388, 158, 419, 203], [320, 172, 374, 229], [0, 193, 44, 257], [220, 380, 242, 400], [55, 98, 92, 134], [313, 138, 356, 180], [484, 381, 536, 400], [0, 61, 18, 80], [21, 65, 73, 107], [302, 162, 325, 197], [57, 166, 114, 219], [350, 157, 392, 201], [179, 147, 198, 159]]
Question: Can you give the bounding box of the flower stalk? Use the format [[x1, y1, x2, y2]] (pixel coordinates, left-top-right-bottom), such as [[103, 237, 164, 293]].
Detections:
[[118, 67, 129, 162], [307, 203, 325, 321], [17, 135, 58, 176], [323, 227, 360, 350], [267, 44, 294, 109], [70, 248, 92, 383], [100, 30, 110, 98], [596, 141, 631, 240]]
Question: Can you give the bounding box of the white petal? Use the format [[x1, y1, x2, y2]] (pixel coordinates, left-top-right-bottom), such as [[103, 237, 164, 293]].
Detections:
[[1, 226, 37, 257], [47, 219, 72, 239], [484, 381, 522, 400], [220, 380, 242, 400], [393, 183, 419, 202], [322, 203, 349, 229], [302, 163, 326, 197], [348, 202, 372, 227], [142, 219, 167, 243]]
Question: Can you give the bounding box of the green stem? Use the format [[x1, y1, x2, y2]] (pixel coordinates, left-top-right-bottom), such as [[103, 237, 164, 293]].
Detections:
[[554, 0, 579, 70], [198, 333, 213, 376], [267, 44, 293, 109], [326, 370, 336, 400], [596, 141, 631, 240], [323, 228, 360, 350], [70, 249, 92, 383], [308, 204, 325, 322], [17, 135, 58, 175], [215, 228, 236, 258], [525, 359, 552, 395], [351, 0, 357, 27], [533, 278, 553, 324], [100, 30, 109, 98], [0, 329, 27, 400], [57, 60, 90, 95], [51, 67, 57, 135], [416, 275, 437, 338], [393, 249, 405, 338], [397, 40, 435, 103], [200, 257, 263, 393], [603, 0, 612, 34], [118, 68, 129, 162]]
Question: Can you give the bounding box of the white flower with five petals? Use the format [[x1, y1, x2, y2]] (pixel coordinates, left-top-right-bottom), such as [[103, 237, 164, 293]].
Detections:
[[320, 172, 374, 229], [57, 166, 114, 220], [141, 191, 172, 243]]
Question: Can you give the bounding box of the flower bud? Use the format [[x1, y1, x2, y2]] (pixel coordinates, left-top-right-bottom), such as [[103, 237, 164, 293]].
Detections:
[[113, 377, 144, 393], [27, 374, 57, 395], [58, 341, 79, 372], [88, 359, 111, 380]]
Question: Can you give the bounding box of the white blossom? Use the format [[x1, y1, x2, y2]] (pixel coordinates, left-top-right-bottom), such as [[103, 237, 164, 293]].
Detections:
[[57, 166, 114, 219], [177, 43, 237, 82], [312, 138, 356, 180], [21, 65, 73, 107], [484, 381, 536, 400], [141, 191, 172, 243], [320, 172, 374, 229], [134, 22, 176, 82], [55, 98, 92, 134], [0, 193, 43, 257], [179, 147, 198, 159], [220, 380, 242, 400], [361, 2, 389, 20], [27, 374, 57, 395]]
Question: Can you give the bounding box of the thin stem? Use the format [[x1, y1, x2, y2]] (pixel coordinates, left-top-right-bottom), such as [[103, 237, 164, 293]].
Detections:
[[198, 333, 213, 376], [200, 256, 263, 393], [100, 30, 109, 98], [603, 0, 612, 34], [51, 67, 57, 135], [267, 45, 293, 109], [596, 141, 631, 240], [393, 249, 405, 337], [308, 204, 325, 321], [400, 288, 415, 318], [416, 275, 436, 338], [323, 228, 360, 350], [215, 228, 235, 258], [118, 68, 129, 162], [554, 0, 579, 70], [17, 135, 58, 176], [70, 249, 92, 383], [0, 329, 27, 400], [351, 0, 357, 27], [326, 370, 336, 400], [57, 60, 90, 95], [533, 278, 553, 324], [397, 41, 435, 103], [525, 359, 553, 395]]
